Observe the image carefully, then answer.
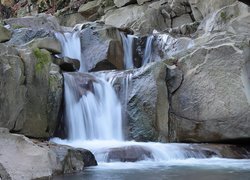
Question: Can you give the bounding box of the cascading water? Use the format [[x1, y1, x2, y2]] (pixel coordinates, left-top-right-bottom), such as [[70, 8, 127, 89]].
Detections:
[[52, 30, 212, 161], [55, 31, 86, 72], [142, 35, 154, 65], [63, 73, 123, 141], [120, 32, 136, 69], [52, 29, 250, 179]]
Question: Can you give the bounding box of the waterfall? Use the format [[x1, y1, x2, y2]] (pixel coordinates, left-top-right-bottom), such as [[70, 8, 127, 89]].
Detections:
[[55, 31, 86, 72], [142, 35, 154, 65], [120, 33, 154, 68], [120, 33, 136, 69], [55, 30, 123, 141], [53, 29, 214, 164], [64, 73, 123, 141]]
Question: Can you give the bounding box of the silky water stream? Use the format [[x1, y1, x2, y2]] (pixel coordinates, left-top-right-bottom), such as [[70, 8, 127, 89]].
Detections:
[[52, 31, 250, 180]]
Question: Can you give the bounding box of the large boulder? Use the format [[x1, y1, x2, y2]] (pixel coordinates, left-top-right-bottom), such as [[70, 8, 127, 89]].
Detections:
[[0, 25, 11, 42], [0, 43, 63, 138], [78, 0, 103, 21], [126, 62, 169, 142], [18, 48, 63, 138], [0, 44, 26, 132], [0, 129, 97, 179], [168, 38, 250, 142], [101, 1, 172, 35], [6, 28, 52, 46], [4, 14, 62, 31], [79, 22, 124, 71], [24, 37, 62, 54]]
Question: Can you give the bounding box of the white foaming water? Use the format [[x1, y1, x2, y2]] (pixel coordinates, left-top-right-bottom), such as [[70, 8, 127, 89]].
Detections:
[[142, 35, 154, 65], [51, 139, 206, 162], [55, 31, 86, 72], [120, 33, 136, 69], [63, 73, 123, 141]]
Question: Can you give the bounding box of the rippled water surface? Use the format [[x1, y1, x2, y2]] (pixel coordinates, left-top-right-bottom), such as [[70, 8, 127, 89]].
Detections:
[[54, 158, 250, 180]]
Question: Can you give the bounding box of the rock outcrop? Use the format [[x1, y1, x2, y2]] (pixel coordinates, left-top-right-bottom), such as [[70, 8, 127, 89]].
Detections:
[[79, 22, 124, 71], [0, 128, 97, 180], [169, 41, 250, 142], [4, 14, 62, 31], [0, 43, 63, 138], [166, 1, 250, 143], [125, 62, 169, 142]]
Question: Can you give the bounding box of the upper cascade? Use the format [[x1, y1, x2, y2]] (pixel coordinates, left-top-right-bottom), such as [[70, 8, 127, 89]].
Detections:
[[142, 35, 154, 65], [120, 32, 136, 69], [120, 32, 155, 69], [55, 31, 86, 72]]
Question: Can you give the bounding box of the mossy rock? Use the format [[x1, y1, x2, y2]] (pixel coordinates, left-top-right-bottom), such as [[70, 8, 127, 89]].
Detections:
[[33, 48, 52, 72]]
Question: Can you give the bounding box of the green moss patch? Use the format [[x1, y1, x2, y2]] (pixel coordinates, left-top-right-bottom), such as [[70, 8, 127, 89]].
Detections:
[[33, 48, 51, 72]]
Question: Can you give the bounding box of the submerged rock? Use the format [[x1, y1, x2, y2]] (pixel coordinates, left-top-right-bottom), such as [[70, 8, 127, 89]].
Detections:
[[103, 145, 153, 162]]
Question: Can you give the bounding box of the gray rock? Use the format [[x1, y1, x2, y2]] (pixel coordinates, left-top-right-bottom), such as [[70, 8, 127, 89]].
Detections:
[[169, 0, 191, 17], [79, 22, 124, 71], [0, 44, 26, 132], [7, 28, 52, 46], [197, 1, 249, 35], [100, 145, 153, 162], [172, 14, 193, 28], [0, 130, 97, 179], [0, 25, 11, 42], [4, 14, 62, 31], [137, 0, 152, 5], [0, 45, 63, 138], [57, 13, 86, 27], [169, 42, 250, 142], [24, 37, 62, 54], [17, 48, 63, 138], [102, 1, 171, 34], [188, 0, 237, 21], [127, 62, 169, 141], [78, 0, 103, 19], [114, 0, 137, 7]]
